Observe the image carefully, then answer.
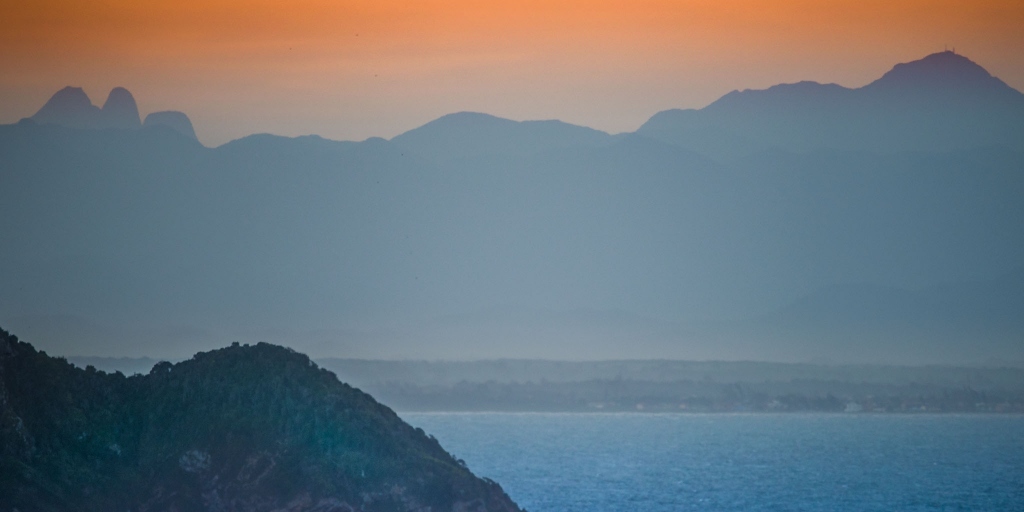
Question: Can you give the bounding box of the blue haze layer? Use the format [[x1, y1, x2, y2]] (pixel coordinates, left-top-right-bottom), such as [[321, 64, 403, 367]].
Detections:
[[2, 51, 1023, 363]]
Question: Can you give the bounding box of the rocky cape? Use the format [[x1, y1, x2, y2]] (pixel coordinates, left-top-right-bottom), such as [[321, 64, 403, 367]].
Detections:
[[0, 328, 522, 512]]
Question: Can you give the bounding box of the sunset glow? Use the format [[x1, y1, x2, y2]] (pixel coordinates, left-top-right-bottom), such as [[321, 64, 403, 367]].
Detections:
[[3, 0, 1023, 145]]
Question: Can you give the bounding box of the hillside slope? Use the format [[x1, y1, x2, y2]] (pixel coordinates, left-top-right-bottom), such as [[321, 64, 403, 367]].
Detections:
[[0, 328, 521, 512]]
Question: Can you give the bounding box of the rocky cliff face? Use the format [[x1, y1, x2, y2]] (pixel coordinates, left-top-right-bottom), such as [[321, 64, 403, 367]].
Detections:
[[0, 328, 522, 512]]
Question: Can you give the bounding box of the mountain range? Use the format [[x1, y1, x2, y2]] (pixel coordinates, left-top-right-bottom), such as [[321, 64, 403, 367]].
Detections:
[[1, 51, 1022, 364]]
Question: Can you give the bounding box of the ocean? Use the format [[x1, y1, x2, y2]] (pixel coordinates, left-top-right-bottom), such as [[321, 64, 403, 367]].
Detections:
[[402, 412, 1024, 511]]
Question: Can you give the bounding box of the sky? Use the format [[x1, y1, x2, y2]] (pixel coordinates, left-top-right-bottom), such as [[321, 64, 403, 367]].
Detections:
[[2, 0, 1023, 146]]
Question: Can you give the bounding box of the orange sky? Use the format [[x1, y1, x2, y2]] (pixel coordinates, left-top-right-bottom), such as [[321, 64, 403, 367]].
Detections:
[[2, 0, 1022, 145]]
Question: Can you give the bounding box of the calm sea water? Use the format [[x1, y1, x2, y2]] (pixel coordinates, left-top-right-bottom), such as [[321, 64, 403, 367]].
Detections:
[[402, 413, 1024, 512]]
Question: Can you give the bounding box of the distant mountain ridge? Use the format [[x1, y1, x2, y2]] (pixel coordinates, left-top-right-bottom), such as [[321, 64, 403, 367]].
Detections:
[[864, 50, 1018, 95], [391, 111, 615, 164], [23, 52, 1022, 158], [2, 51, 1023, 364], [638, 51, 1024, 160]]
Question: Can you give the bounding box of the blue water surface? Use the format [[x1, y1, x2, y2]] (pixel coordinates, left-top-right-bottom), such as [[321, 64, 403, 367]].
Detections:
[[403, 413, 1024, 512]]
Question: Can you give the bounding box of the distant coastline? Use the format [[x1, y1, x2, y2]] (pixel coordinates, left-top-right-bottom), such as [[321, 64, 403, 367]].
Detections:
[[69, 357, 1024, 414]]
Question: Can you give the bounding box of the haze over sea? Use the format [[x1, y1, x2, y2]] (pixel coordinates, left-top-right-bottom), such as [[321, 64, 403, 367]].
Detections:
[[405, 413, 1024, 512]]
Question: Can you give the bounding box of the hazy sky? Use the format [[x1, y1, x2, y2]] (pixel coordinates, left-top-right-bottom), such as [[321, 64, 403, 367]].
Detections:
[[2, 0, 1024, 146]]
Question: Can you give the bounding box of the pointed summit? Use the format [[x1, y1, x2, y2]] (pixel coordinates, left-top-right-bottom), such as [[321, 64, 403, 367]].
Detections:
[[864, 51, 1020, 99], [31, 86, 101, 129], [101, 87, 142, 129]]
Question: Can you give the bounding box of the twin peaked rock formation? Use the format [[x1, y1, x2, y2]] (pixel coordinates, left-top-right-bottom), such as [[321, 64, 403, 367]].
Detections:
[[29, 86, 197, 142]]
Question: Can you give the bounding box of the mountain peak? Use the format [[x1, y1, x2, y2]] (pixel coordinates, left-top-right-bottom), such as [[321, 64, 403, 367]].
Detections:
[[431, 111, 514, 127], [26, 86, 199, 138], [143, 110, 197, 141], [44, 86, 92, 109], [31, 86, 101, 128], [638, 51, 1024, 159], [100, 87, 142, 129], [392, 111, 611, 163], [865, 51, 1014, 94]]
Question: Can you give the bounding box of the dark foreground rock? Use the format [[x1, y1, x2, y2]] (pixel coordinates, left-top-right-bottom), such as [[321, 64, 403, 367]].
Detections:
[[0, 328, 522, 512]]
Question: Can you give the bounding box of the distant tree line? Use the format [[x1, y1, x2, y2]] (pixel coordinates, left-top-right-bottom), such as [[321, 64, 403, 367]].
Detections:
[[361, 378, 1024, 413]]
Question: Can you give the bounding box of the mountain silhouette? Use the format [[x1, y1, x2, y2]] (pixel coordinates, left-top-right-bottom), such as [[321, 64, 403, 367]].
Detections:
[[0, 328, 523, 511], [638, 51, 1024, 160], [99, 87, 142, 129], [2, 52, 1023, 364], [29, 86, 196, 141], [144, 110, 198, 141], [30, 86, 101, 129], [392, 111, 614, 164], [863, 50, 1019, 97]]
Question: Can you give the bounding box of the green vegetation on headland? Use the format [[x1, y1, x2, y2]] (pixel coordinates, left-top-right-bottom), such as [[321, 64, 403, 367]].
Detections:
[[0, 328, 522, 512]]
